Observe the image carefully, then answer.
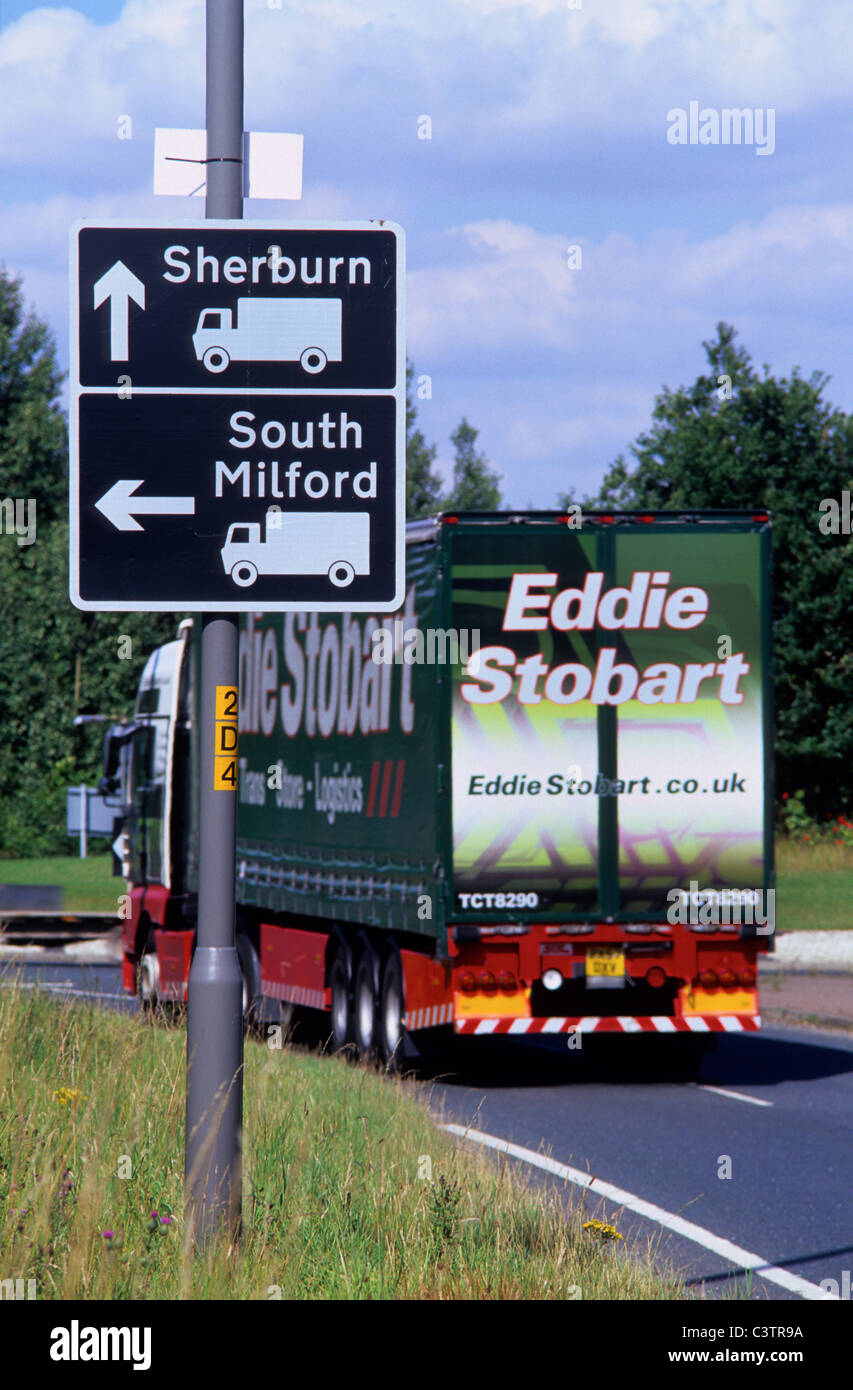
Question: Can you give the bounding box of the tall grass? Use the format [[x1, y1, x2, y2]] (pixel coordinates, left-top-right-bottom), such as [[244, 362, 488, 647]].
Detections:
[[0, 981, 685, 1300]]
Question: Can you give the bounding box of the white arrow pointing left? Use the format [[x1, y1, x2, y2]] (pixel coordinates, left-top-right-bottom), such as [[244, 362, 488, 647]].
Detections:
[[95, 479, 195, 532], [93, 261, 146, 361]]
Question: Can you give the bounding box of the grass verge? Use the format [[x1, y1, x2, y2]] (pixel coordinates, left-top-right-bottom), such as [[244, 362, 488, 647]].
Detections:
[[775, 839, 853, 931], [0, 981, 685, 1300], [6, 840, 853, 930], [0, 855, 117, 914]]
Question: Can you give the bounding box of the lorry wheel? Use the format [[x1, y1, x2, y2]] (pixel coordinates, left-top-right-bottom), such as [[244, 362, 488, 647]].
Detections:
[[300, 347, 327, 373], [328, 561, 354, 588], [202, 346, 230, 373], [138, 931, 160, 1012], [329, 954, 352, 1053], [230, 561, 258, 587], [378, 953, 408, 1071], [237, 932, 263, 1034], [353, 954, 378, 1061]]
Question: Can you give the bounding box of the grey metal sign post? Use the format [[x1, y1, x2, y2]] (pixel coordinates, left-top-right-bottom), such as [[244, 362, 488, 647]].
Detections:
[[184, 0, 245, 1245], [67, 0, 404, 1246]]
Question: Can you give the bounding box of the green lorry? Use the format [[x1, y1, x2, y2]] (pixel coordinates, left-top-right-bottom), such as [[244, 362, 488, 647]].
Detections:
[[115, 510, 774, 1064]]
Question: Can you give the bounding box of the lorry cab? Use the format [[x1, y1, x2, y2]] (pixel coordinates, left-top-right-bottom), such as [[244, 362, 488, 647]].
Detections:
[[123, 624, 192, 893]]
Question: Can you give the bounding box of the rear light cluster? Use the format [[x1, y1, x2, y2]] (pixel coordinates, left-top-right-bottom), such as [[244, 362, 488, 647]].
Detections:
[[696, 968, 755, 989], [458, 969, 518, 992]]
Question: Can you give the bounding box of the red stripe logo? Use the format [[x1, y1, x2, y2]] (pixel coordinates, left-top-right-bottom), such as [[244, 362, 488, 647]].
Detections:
[[365, 759, 406, 817], [365, 760, 381, 817], [390, 760, 406, 817]]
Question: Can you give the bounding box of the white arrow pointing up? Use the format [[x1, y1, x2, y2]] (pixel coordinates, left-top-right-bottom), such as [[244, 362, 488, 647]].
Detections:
[[95, 479, 195, 532], [93, 261, 146, 361]]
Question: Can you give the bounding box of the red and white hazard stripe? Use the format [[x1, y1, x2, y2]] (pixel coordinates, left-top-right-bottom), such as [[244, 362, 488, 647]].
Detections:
[[265, 979, 327, 1011], [159, 980, 188, 1002], [454, 1014, 761, 1035], [405, 1003, 454, 1031]]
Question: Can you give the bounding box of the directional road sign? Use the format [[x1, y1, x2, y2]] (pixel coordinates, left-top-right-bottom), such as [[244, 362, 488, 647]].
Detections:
[[69, 219, 405, 611]]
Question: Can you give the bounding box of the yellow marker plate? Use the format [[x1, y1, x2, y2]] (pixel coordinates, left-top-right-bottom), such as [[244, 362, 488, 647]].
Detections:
[[683, 988, 757, 1014], [215, 685, 238, 721], [454, 989, 531, 1019], [213, 685, 238, 789], [214, 756, 238, 791], [215, 722, 238, 754]]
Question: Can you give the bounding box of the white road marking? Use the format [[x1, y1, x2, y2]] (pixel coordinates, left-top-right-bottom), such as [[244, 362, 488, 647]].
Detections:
[[698, 1083, 773, 1108], [441, 1123, 837, 1301]]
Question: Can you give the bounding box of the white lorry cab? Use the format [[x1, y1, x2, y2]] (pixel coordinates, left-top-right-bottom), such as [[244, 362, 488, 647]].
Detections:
[[192, 297, 343, 374], [220, 510, 370, 588]]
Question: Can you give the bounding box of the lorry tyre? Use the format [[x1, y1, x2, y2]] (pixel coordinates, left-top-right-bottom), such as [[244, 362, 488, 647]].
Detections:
[[137, 929, 160, 1012], [300, 347, 327, 373], [202, 346, 230, 373], [237, 932, 263, 1033], [328, 561, 355, 588], [378, 952, 408, 1071], [230, 561, 258, 587], [353, 953, 378, 1061], [329, 953, 352, 1053]]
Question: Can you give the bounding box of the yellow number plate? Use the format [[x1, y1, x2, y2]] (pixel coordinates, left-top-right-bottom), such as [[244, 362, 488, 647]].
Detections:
[[586, 948, 625, 978]]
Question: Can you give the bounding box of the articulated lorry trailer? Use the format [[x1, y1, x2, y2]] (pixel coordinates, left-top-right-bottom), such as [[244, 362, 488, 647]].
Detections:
[[108, 511, 774, 1067]]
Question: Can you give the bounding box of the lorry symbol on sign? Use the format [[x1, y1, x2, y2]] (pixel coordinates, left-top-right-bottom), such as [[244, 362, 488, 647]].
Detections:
[[221, 510, 370, 588], [192, 296, 343, 374]]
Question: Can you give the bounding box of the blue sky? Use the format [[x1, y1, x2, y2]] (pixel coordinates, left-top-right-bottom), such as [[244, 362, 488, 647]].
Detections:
[[1, 0, 851, 504]]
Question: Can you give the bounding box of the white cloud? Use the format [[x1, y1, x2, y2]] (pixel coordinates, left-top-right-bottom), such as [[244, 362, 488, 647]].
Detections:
[[409, 219, 577, 356], [406, 201, 853, 500], [2, 0, 852, 188], [410, 203, 853, 365], [3, 0, 853, 504]]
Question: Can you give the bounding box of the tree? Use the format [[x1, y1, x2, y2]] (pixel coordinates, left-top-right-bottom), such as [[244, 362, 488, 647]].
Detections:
[[584, 322, 853, 815], [0, 271, 178, 856], [446, 417, 502, 511], [405, 360, 443, 518], [0, 518, 183, 857], [0, 268, 67, 519]]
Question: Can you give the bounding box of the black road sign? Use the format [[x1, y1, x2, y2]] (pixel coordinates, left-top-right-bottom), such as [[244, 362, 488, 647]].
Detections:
[[69, 219, 405, 611]]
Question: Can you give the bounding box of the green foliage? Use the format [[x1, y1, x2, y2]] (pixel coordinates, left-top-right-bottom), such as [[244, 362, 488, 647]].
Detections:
[[405, 360, 443, 519], [584, 323, 853, 816], [405, 359, 502, 517], [778, 790, 813, 840], [427, 1173, 463, 1256], [778, 792, 853, 847], [0, 268, 67, 522], [0, 271, 178, 855], [447, 417, 502, 511], [0, 524, 179, 856]]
